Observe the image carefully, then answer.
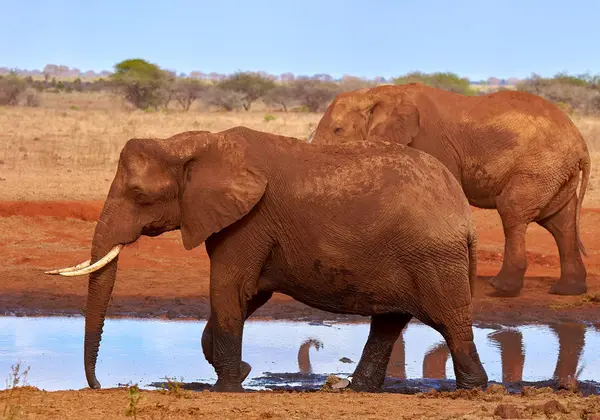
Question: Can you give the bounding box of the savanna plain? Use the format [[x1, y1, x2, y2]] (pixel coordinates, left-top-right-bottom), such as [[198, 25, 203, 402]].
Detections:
[[3, 91, 600, 419]]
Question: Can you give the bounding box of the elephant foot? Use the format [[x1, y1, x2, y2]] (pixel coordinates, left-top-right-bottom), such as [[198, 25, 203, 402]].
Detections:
[[240, 361, 252, 382], [348, 376, 382, 393], [455, 373, 488, 390], [210, 380, 245, 393], [549, 279, 587, 296], [487, 274, 523, 297]]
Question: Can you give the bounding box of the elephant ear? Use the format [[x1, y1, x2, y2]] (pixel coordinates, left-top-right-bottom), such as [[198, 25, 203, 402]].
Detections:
[[365, 100, 420, 146], [179, 133, 268, 250]]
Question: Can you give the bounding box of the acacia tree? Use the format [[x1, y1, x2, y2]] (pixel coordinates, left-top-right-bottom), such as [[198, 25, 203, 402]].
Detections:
[[110, 59, 173, 110], [291, 78, 341, 112], [218, 71, 276, 110], [172, 78, 207, 111]]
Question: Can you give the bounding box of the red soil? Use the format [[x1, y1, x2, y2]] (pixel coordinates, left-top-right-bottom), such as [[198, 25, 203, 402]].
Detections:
[[1, 201, 600, 324]]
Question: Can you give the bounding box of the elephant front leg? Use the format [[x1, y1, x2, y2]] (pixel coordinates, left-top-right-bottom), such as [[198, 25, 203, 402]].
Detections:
[[202, 291, 272, 386], [350, 313, 412, 392]]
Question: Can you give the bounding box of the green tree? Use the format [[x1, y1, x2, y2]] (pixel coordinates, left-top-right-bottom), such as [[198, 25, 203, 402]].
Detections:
[[218, 71, 276, 110], [110, 59, 173, 110], [393, 71, 477, 95]]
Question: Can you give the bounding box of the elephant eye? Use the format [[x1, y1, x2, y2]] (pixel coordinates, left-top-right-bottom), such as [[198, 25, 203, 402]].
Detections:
[[334, 127, 343, 135], [132, 188, 150, 204]]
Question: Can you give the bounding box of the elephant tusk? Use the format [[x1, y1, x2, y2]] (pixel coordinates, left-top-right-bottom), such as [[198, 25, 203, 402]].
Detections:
[[58, 245, 123, 277], [44, 260, 91, 275]]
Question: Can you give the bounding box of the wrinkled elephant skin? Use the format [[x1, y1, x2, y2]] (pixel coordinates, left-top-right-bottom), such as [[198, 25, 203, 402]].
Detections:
[[57, 127, 488, 392]]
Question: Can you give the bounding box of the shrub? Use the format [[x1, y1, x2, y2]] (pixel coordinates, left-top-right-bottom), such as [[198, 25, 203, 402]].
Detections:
[[0, 74, 27, 105], [264, 114, 276, 122], [203, 86, 244, 111], [290, 78, 341, 112], [217, 72, 276, 110], [517, 73, 600, 115]]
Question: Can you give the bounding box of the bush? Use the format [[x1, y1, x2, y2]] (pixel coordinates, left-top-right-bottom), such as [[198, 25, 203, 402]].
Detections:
[[203, 86, 244, 111], [110, 58, 174, 110], [263, 85, 297, 112], [24, 89, 40, 107], [217, 72, 276, 110], [0, 74, 27, 105], [393, 71, 477, 95], [517, 73, 600, 115], [290, 78, 341, 112]]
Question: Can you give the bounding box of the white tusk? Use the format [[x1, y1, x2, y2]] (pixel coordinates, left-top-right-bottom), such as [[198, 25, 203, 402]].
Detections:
[[58, 245, 124, 277], [45, 260, 91, 275]]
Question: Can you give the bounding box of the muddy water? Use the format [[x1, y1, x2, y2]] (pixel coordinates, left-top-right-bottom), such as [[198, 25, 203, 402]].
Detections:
[[1, 316, 599, 393]]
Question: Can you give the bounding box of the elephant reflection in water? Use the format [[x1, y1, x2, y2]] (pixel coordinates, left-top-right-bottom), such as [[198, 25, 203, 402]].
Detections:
[[298, 338, 323, 374], [382, 323, 586, 384], [299, 323, 587, 383], [385, 330, 450, 380], [488, 323, 586, 386]]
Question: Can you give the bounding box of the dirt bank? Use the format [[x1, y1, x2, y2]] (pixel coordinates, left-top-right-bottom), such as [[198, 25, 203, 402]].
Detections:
[[2, 385, 600, 420], [2, 201, 600, 325]]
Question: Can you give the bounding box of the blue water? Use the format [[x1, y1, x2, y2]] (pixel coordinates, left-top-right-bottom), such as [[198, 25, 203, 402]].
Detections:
[[1, 316, 599, 391]]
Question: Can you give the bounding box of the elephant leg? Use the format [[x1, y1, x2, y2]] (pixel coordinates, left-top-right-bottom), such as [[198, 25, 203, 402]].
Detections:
[[537, 195, 587, 295], [431, 309, 487, 389], [488, 175, 547, 296], [488, 219, 528, 296], [350, 313, 412, 392], [202, 291, 272, 386]]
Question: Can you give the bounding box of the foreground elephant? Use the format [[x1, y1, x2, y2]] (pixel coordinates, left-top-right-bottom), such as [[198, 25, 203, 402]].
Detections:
[[312, 84, 591, 297], [46, 127, 487, 392]]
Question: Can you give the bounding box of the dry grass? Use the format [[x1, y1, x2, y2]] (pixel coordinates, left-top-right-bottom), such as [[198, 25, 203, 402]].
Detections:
[[0, 103, 320, 200], [1, 92, 600, 203]]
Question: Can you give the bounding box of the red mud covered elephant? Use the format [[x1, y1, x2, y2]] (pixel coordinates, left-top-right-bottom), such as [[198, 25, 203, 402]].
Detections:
[[46, 127, 487, 393], [312, 83, 591, 297]]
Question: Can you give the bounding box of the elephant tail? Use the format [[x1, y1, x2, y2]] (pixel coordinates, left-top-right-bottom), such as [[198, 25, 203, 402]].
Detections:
[[467, 220, 478, 299], [576, 155, 590, 258]]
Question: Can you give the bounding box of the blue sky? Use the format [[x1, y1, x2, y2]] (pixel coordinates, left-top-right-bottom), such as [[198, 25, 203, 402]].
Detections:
[[2, 0, 598, 80]]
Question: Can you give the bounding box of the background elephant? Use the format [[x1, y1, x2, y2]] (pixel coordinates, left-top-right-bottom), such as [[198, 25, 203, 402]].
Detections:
[[311, 83, 591, 297], [47, 126, 487, 393]]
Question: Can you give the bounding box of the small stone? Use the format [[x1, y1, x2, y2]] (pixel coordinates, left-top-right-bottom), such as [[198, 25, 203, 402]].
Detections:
[[331, 378, 350, 389], [339, 357, 354, 363], [494, 404, 520, 419]]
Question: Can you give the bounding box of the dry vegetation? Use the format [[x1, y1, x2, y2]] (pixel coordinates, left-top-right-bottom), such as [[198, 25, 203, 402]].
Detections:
[[2, 91, 600, 204], [0, 92, 321, 200]]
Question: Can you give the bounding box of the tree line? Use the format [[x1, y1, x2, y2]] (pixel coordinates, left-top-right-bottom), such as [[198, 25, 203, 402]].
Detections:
[[1, 59, 599, 115]]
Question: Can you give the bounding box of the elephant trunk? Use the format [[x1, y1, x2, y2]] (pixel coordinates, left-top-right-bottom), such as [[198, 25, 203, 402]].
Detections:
[[84, 205, 127, 389]]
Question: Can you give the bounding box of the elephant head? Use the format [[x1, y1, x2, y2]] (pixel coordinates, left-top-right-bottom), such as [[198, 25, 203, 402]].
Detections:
[[312, 85, 420, 146], [45, 129, 268, 389]]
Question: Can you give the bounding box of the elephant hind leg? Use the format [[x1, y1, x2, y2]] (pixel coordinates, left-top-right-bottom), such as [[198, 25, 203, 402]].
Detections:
[[350, 312, 412, 392], [422, 305, 488, 390], [488, 174, 556, 297], [537, 194, 587, 295], [201, 291, 273, 384]]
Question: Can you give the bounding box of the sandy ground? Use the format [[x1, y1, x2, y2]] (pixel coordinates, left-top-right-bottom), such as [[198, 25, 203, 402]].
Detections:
[[2, 384, 600, 419], [1, 200, 600, 324]]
